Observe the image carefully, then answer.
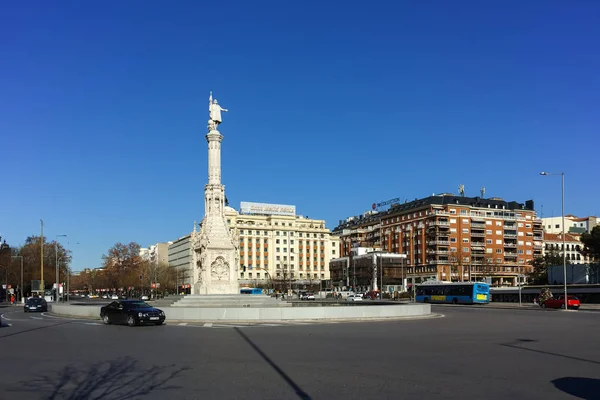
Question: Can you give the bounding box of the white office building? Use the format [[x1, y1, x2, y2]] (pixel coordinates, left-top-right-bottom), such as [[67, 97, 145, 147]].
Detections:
[[227, 202, 340, 286], [542, 215, 599, 234]]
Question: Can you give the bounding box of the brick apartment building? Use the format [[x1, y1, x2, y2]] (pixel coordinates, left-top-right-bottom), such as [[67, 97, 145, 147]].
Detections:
[[333, 194, 543, 287]]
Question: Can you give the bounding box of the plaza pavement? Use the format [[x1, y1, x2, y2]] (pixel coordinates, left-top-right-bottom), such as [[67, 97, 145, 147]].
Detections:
[[1, 303, 599, 399]]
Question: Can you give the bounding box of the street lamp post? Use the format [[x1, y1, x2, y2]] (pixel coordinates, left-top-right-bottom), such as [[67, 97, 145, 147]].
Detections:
[[518, 274, 522, 306], [11, 256, 23, 302], [540, 171, 568, 311], [55, 235, 67, 302]]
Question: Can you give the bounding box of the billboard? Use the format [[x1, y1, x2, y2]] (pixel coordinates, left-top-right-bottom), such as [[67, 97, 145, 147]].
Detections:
[[240, 202, 296, 216]]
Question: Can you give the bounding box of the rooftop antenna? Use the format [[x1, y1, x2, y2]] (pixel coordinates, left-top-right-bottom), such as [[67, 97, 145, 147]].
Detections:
[[480, 186, 485, 198], [458, 184, 465, 197]]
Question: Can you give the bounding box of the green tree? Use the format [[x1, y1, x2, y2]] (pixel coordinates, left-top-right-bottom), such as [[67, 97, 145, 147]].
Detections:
[[528, 249, 563, 285], [580, 226, 600, 263]]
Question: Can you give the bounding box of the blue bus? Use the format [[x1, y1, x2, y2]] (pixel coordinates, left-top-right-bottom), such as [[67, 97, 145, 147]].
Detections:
[[415, 282, 490, 304], [240, 288, 263, 295]]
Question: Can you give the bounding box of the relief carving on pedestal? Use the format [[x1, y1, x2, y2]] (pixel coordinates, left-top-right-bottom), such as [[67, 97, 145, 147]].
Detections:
[[211, 256, 230, 281]]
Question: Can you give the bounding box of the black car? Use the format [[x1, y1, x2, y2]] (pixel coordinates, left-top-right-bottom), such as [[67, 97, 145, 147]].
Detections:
[[100, 300, 166, 327], [24, 297, 48, 313]]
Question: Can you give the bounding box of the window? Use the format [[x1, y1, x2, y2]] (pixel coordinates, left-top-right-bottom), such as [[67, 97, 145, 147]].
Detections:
[[486, 248, 493, 253], [486, 239, 492, 244], [496, 249, 502, 254], [462, 219, 469, 224], [276, 239, 280, 244], [496, 221, 502, 226], [496, 258, 502, 263], [486, 230, 492, 235], [450, 238, 457, 243], [450, 209, 457, 214], [450, 218, 457, 223], [496, 230, 502, 235], [276, 248, 280, 252], [518, 240, 524, 245], [450, 228, 457, 233], [460, 210, 467, 215], [496, 240, 502, 244], [462, 238, 469, 243], [486, 221, 492, 225], [555, 224, 560, 229], [462, 228, 469, 233], [463, 247, 470, 253]]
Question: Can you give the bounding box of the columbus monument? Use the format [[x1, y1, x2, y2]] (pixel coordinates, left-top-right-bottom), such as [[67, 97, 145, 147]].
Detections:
[[191, 92, 239, 295]]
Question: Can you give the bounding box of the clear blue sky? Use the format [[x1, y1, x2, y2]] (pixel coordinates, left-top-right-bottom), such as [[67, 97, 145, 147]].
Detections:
[[2, 1, 599, 271]]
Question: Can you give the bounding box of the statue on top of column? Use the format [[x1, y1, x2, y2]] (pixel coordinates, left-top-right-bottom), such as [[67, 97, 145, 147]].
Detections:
[[208, 91, 228, 132]]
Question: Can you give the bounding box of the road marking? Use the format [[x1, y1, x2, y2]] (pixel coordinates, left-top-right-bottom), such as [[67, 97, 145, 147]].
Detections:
[[203, 323, 213, 327], [0, 314, 12, 321], [30, 316, 43, 320], [178, 323, 188, 326]]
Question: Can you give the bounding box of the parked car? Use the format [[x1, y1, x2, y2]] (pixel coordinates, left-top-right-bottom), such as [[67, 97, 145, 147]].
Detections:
[[24, 297, 48, 313], [541, 296, 580, 310], [140, 295, 149, 301], [100, 300, 166, 327], [346, 294, 363, 302], [301, 293, 316, 300], [111, 294, 119, 300]]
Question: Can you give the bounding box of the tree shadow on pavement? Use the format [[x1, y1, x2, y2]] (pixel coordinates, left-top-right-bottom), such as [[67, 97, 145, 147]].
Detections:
[[8, 356, 190, 400], [552, 377, 600, 400]]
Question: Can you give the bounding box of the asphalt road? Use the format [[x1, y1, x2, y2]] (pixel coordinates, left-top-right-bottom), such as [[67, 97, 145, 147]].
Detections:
[[1, 304, 599, 400]]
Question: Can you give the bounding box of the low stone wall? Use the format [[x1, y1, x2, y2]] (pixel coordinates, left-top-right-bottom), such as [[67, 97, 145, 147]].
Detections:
[[50, 303, 431, 322], [51, 304, 101, 318]]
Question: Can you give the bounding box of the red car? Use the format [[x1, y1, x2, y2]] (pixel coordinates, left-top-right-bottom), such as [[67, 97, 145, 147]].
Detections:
[[541, 296, 580, 310]]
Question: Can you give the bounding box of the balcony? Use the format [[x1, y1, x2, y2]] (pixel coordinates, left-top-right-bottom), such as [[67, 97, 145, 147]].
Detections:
[[534, 236, 543, 241], [503, 243, 517, 248], [428, 240, 449, 246], [428, 249, 449, 255], [503, 233, 517, 238], [470, 221, 486, 228], [433, 220, 450, 226], [470, 232, 486, 237]]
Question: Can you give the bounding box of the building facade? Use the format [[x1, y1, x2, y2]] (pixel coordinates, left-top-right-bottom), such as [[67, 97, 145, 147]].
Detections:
[[333, 194, 542, 287], [542, 232, 589, 264], [542, 215, 599, 234], [329, 248, 407, 292], [140, 242, 170, 266], [167, 235, 194, 292], [225, 202, 340, 287]]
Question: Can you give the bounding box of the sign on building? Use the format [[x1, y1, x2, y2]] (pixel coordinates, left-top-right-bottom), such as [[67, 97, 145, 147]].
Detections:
[[240, 202, 296, 216]]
